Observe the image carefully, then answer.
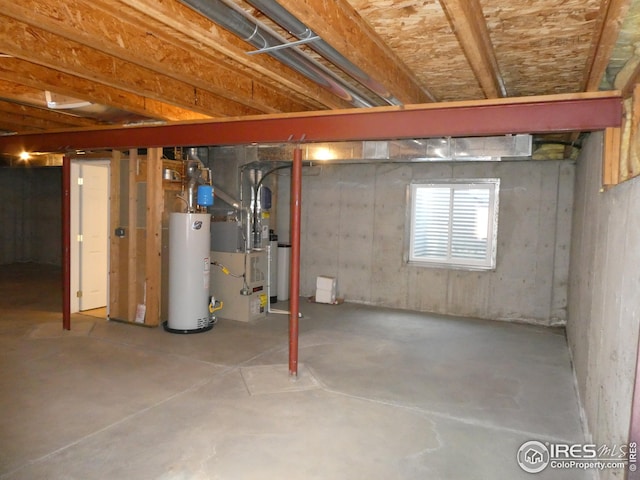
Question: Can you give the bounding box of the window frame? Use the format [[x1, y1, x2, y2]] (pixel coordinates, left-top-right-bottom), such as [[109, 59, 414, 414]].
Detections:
[[407, 178, 500, 270]]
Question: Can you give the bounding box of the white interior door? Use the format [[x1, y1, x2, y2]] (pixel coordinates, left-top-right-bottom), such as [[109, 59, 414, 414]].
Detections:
[[79, 164, 109, 311]]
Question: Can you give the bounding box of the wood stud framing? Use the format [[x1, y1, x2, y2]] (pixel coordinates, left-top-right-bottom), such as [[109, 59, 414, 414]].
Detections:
[[603, 126, 622, 186], [127, 150, 138, 323], [144, 148, 163, 327], [607, 84, 640, 186], [624, 84, 640, 181], [0, 0, 636, 133], [116, 0, 351, 111], [106, 148, 166, 326], [0, 57, 210, 123], [582, 0, 633, 92], [272, 0, 434, 104], [109, 151, 122, 321], [438, 0, 506, 98]]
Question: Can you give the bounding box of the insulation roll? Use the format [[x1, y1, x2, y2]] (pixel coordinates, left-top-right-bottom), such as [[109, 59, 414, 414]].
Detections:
[[277, 244, 291, 301]]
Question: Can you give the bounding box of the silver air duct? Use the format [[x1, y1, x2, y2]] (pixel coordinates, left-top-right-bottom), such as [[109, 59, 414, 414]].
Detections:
[[245, 0, 402, 106], [177, 0, 382, 107], [184, 147, 209, 212], [211, 183, 241, 209]]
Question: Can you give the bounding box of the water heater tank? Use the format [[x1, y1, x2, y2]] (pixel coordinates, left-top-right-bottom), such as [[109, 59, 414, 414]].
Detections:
[[165, 212, 212, 334]]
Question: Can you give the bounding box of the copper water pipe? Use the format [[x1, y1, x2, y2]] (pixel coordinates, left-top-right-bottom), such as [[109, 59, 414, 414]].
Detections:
[[288, 147, 302, 377]]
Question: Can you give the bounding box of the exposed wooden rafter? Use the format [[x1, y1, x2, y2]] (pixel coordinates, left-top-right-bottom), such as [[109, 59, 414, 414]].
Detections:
[[582, 0, 633, 91], [0, 0, 634, 140], [0, 121, 43, 133], [438, 0, 506, 98], [621, 61, 640, 97], [0, 58, 209, 122], [0, 79, 49, 106], [269, 0, 435, 104], [117, 0, 352, 110], [0, 15, 266, 118], [0, 100, 100, 131], [0, 0, 319, 115], [0, 110, 72, 132], [0, 83, 100, 127]]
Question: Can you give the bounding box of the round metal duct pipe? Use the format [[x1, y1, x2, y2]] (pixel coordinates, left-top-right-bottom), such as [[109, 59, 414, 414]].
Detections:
[[178, 0, 383, 107], [245, 0, 402, 106]]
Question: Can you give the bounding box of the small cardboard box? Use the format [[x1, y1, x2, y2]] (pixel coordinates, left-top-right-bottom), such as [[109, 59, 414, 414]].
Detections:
[[316, 276, 337, 292], [315, 288, 336, 304]]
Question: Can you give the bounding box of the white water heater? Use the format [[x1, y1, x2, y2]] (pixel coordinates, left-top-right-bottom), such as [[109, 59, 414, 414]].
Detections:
[[166, 212, 212, 333]]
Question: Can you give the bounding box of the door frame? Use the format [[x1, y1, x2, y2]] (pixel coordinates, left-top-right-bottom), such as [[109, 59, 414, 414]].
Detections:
[[70, 159, 110, 314]]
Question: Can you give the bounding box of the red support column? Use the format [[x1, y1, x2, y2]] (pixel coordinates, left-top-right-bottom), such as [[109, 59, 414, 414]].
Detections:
[[288, 147, 302, 377], [62, 155, 71, 330]]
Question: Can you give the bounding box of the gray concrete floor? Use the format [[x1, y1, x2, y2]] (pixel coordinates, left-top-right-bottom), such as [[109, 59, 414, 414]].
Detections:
[[0, 263, 590, 479]]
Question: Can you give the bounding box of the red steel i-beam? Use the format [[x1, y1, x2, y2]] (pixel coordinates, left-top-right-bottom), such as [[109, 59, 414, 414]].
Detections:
[[0, 93, 623, 156], [289, 147, 302, 377], [62, 155, 71, 330]]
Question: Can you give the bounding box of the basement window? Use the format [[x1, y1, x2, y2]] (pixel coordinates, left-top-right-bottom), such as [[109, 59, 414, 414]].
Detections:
[[408, 179, 499, 270]]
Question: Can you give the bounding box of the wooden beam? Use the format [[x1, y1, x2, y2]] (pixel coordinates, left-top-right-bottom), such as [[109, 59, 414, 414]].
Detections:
[[127, 150, 138, 323], [0, 121, 43, 133], [582, 0, 632, 91], [621, 59, 640, 98], [0, 58, 209, 122], [118, 0, 351, 110], [603, 126, 622, 186], [0, 92, 623, 156], [93, 0, 321, 114], [0, 79, 55, 107], [273, 0, 434, 104], [0, 109, 73, 131], [438, 0, 506, 98], [109, 150, 121, 321], [144, 148, 163, 326], [0, 0, 313, 115], [0, 99, 99, 128], [0, 15, 261, 118]]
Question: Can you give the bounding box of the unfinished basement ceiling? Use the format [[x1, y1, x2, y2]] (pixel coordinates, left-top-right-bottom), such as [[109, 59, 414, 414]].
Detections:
[[0, 0, 638, 139]]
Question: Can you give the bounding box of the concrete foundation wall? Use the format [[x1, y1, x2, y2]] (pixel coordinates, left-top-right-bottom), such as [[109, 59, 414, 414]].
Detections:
[[284, 160, 574, 325], [0, 167, 62, 266], [567, 131, 640, 476]]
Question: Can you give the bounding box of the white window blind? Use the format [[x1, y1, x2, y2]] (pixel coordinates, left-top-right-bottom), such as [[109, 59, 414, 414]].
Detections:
[[409, 180, 499, 269]]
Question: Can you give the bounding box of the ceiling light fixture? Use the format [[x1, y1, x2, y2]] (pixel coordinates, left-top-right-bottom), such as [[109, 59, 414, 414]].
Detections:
[[312, 147, 335, 161]]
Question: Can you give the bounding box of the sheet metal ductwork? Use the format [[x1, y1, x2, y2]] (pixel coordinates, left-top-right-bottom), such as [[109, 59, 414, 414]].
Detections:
[[177, 0, 385, 108], [244, 0, 402, 106]]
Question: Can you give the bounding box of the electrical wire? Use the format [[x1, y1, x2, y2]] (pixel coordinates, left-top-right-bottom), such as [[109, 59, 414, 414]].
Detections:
[[211, 260, 251, 295], [210, 261, 243, 278]]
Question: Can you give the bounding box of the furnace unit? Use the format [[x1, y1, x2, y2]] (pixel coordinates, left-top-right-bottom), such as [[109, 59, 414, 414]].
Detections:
[[210, 250, 268, 323]]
